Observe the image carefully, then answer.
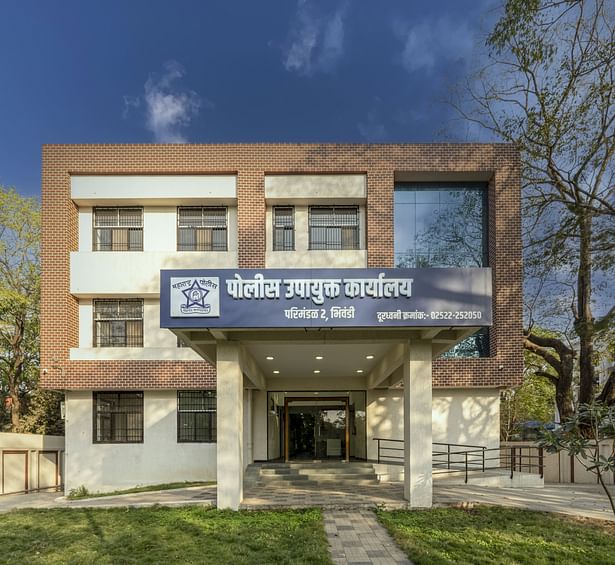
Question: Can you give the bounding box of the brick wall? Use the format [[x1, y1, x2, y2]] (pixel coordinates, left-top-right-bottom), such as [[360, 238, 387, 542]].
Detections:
[[40, 144, 522, 390]]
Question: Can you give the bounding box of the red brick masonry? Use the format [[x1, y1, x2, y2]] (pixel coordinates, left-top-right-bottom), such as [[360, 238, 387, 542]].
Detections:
[[40, 144, 522, 390]]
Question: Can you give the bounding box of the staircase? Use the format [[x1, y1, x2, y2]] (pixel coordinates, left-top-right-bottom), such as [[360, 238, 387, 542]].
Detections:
[[245, 461, 379, 488]]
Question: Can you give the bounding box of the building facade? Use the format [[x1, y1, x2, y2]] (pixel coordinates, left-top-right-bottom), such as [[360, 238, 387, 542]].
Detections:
[[41, 144, 522, 509]]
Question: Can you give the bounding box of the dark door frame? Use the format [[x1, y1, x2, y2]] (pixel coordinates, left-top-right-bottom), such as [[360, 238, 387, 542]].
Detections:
[[284, 396, 350, 463]]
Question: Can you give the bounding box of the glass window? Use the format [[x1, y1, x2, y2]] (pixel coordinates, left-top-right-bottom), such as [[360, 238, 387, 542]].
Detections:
[[177, 207, 227, 251], [177, 391, 216, 443], [309, 206, 360, 250], [94, 392, 143, 443], [93, 207, 143, 251], [272, 206, 295, 251], [394, 183, 487, 268], [93, 299, 143, 347], [440, 328, 490, 358]]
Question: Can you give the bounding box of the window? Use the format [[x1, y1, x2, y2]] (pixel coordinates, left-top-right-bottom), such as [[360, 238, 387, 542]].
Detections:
[[93, 299, 143, 347], [177, 391, 216, 442], [440, 328, 490, 358], [309, 206, 360, 250], [394, 183, 488, 268], [93, 207, 143, 251], [94, 392, 143, 443], [272, 206, 295, 251], [177, 207, 227, 251]]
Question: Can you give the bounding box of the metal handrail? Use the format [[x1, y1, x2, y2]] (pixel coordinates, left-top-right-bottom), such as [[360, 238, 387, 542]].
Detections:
[[373, 439, 544, 482]]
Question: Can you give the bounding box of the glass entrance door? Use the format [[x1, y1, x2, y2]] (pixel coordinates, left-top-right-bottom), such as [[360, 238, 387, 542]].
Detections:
[[284, 398, 349, 462]]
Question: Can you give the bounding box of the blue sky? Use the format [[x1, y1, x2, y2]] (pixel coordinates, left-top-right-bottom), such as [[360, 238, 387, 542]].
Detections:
[[1, 0, 498, 197]]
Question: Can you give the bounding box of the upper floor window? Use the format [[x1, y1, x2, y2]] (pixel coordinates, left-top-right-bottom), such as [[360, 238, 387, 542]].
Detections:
[[440, 328, 490, 359], [93, 207, 143, 251], [272, 206, 295, 251], [309, 206, 359, 250], [394, 183, 488, 268], [94, 391, 143, 443], [94, 299, 143, 348], [177, 207, 227, 251]]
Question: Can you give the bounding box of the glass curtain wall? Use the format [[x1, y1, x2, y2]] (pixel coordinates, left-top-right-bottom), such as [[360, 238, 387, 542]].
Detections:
[[394, 182, 490, 357]]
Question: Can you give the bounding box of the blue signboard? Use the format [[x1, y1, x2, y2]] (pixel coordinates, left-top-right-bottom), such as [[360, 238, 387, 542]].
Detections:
[[160, 268, 492, 329]]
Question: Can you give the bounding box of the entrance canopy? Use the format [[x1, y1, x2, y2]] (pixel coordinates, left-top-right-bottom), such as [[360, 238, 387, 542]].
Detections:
[[160, 267, 492, 388]]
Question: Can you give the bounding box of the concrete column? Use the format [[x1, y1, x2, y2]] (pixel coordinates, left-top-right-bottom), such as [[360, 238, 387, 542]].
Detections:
[[403, 340, 433, 507], [216, 342, 244, 510]]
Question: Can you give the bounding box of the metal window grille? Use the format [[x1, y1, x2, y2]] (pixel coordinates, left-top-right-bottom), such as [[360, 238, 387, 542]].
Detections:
[[94, 392, 144, 443], [272, 206, 295, 251], [93, 207, 143, 251], [309, 206, 360, 250], [177, 207, 227, 251], [177, 391, 217, 443], [93, 299, 144, 348]]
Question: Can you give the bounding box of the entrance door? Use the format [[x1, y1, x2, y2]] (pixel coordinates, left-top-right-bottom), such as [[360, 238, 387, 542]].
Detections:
[[284, 397, 349, 462]]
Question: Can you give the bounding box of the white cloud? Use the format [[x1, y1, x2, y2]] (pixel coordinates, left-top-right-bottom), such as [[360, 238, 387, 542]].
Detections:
[[394, 16, 475, 74], [124, 60, 202, 143], [283, 0, 348, 76]]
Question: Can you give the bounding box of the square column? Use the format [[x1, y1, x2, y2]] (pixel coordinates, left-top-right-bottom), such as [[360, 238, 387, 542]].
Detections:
[[403, 340, 433, 507], [216, 342, 244, 510]]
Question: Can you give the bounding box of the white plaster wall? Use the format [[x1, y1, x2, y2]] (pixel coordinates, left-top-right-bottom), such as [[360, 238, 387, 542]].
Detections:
[[432, 388, 500, 449], [64, 390, 216, 493], [366, 388, 500, 460], [252, 390, 268, 461], [72, 175, 236, 204], [265, 175, 366, 201], [72, 299, 201, 360], [71, 250, 238, 296], [265, 204, 367, 268]]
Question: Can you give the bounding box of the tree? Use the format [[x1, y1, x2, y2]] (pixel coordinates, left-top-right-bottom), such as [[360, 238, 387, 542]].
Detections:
[[0, 186, 40, 430], [539, 402, 615, 517], [457, 0, 615, 409], [501, 346, 556, 441], [17, 389, 64, 436]]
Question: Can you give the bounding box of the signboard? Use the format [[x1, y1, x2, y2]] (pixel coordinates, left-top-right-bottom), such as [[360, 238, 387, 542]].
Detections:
[[160, 268, 492, 329]]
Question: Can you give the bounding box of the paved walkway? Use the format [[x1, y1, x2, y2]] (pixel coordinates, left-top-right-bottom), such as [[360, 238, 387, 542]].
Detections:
[[241, 480, 407, 509], [434, 483, 615, 522], [0, 485, 216, 513], [324, 509, 411, 565]]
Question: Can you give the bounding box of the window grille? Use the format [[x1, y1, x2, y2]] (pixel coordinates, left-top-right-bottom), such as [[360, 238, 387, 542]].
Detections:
[[93, 299, 143, 348], [93, 207, 143, 251], [177, 207, 227, 251], [272, 206, 295, 251], [94, 392, 144, 443], [309, 206, 360, 250], [177, 391, 217, 443]]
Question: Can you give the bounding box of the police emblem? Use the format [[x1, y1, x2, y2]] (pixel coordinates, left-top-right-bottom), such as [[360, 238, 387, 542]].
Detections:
[[170, 277, 220, 317]]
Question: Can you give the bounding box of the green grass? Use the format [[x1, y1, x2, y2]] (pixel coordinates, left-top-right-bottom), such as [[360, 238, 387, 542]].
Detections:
[[67, 481, 215, 500], [377, 506, 615, 565], [0, 506, 331, 564]]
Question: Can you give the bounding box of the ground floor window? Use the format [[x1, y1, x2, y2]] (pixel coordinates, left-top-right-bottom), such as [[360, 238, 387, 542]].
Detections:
[[177, 390, 217, 443], [93, 392, 143, 443]]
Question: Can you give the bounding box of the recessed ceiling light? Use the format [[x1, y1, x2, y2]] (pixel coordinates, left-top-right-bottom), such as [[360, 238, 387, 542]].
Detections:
[[273, 370, 280, 374], [356, 369, 364, 373], [365, 355, 374, 360], [266, 356, 274, 360], [313, 370, 321, 374], [315, 355, 323, 360]]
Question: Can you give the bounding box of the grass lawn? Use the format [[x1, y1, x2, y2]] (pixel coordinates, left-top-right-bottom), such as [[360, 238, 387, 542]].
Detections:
[[0, 506, 331, 564], [377, 506, 615, 565], [66, 481, 215, 499]]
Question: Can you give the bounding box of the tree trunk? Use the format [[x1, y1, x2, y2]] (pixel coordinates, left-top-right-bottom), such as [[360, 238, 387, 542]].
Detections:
[[576, 214, 595, 405], [9, 389, 21, 431]]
